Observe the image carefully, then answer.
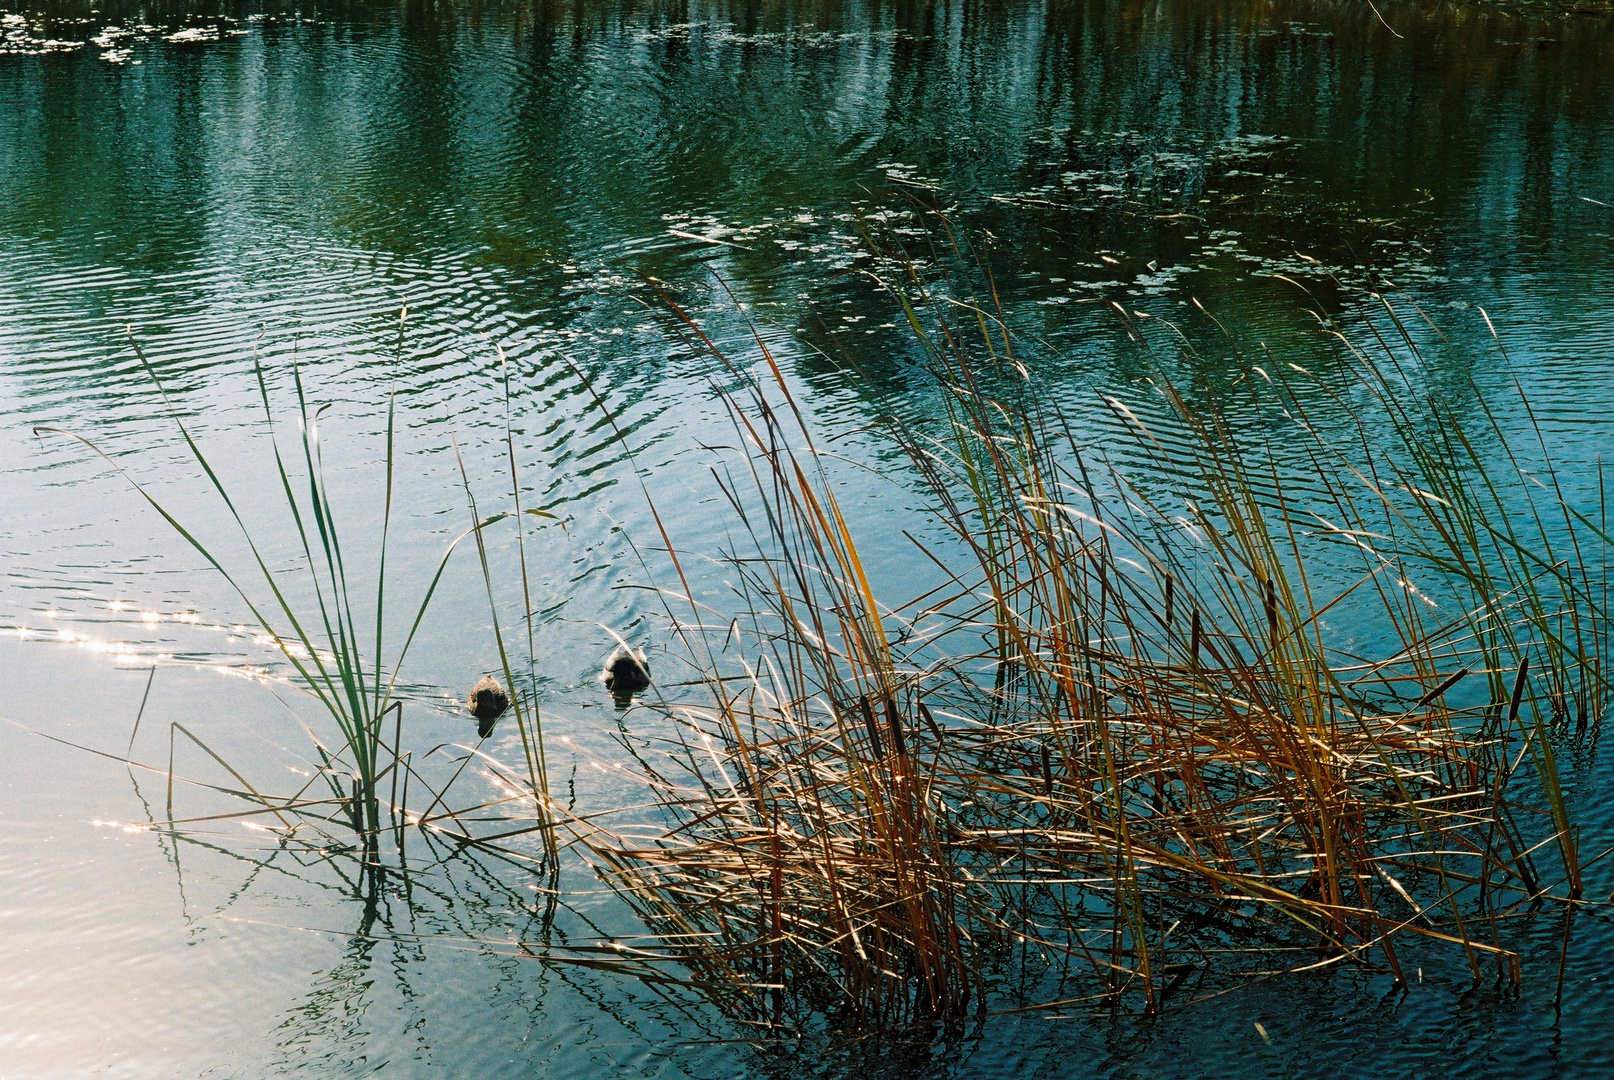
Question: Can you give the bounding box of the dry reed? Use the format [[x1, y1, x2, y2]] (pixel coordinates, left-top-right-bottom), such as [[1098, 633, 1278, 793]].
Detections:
[[561, 246, 1609, 1030]]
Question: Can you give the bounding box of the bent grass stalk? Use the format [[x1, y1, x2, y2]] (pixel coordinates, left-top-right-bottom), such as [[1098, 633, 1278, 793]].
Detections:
[[561, 258, 1608, 1028]]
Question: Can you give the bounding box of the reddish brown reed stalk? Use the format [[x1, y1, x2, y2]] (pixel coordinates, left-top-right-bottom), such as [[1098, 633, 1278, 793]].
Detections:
[[564, 252, 1605, 1029]]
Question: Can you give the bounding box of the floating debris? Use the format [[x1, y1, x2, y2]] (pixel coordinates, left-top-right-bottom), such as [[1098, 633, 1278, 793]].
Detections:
[[90, 27, 136, 62], [0, 12, 83, 55], [164, 24, 247, 45]]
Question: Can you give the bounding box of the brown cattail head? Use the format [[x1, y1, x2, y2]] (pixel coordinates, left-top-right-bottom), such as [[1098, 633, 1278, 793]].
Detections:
[[885, 695, 907, 759], [859, 695, 883, 758]]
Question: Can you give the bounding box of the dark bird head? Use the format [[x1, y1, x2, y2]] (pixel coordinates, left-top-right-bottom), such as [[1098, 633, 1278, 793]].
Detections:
[[599, 644, 651, 698], [467, 674, 509, 738]]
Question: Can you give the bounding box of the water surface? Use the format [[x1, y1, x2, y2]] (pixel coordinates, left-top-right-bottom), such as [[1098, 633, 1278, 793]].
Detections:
[[2, 1, 1613, 1075]]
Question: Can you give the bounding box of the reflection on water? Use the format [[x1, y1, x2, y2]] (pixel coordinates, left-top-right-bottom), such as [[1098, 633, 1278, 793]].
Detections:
[[1, 0, 1613, 1075]]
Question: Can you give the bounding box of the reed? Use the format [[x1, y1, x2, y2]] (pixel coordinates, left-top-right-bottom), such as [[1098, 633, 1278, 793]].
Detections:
[[36, 326, 556, 870], [563, 256, 1609, 1029], [36, 256, 1604, 1030]]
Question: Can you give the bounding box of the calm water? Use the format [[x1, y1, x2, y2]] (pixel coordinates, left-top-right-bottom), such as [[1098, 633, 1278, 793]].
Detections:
[[3, 0, 1614, 1075]]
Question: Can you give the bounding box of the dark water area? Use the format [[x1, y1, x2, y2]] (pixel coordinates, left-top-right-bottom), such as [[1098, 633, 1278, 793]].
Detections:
[[2, 0, 1614, 1075]]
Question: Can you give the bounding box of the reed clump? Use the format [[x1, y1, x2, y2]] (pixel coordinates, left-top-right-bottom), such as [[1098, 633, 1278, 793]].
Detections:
[[565, 267, 1609, 1029], [37, 329, 558, 880]]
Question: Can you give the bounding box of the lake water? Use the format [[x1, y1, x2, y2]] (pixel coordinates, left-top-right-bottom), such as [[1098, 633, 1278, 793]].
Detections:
[[2, 0, 1614, 1075]]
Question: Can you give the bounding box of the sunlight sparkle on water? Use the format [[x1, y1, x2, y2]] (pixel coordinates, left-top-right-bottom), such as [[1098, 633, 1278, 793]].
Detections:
[[91, 820, 152, 834]]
